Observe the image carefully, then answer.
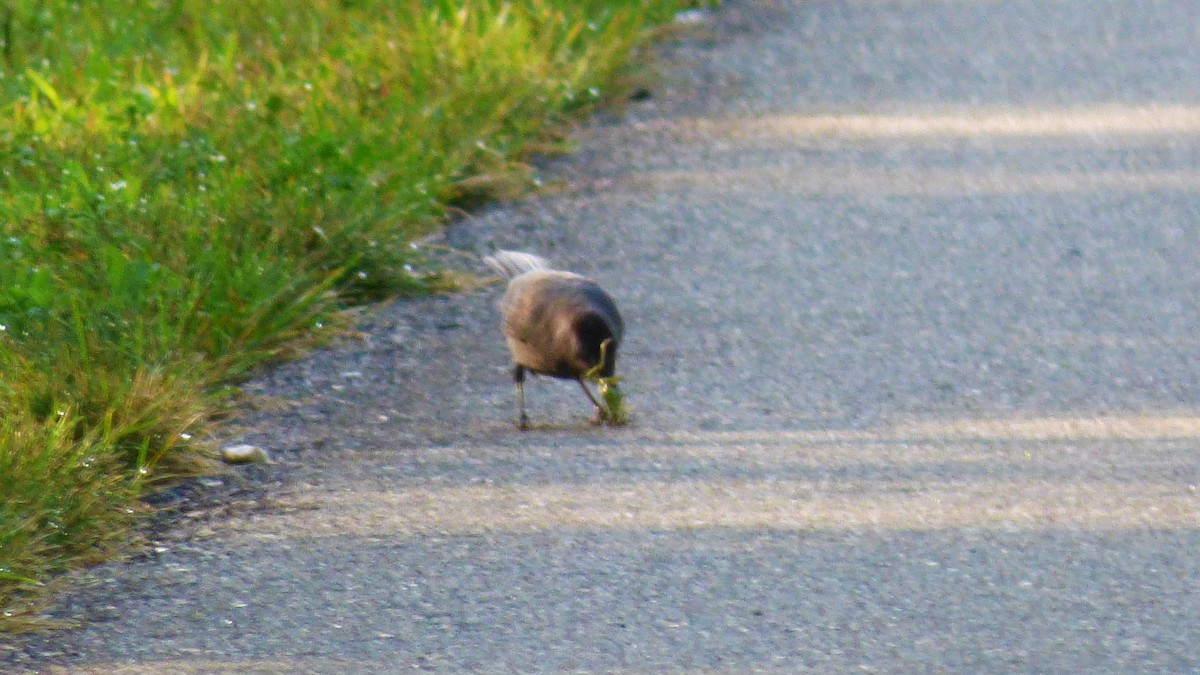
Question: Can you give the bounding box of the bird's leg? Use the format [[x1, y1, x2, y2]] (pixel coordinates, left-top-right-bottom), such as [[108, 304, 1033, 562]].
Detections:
[[577, 378, 607, 424], [513, 365, 530, 430]]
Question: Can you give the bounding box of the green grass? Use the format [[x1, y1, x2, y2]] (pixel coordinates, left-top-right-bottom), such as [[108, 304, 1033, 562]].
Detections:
[[0, 0, 696, 630]]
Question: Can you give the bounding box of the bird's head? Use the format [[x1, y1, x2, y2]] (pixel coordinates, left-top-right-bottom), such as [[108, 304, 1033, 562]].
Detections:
[[575, 312, 618, 376]]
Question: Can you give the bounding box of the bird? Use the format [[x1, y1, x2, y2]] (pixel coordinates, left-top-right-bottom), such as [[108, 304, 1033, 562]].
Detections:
[[484, 250, 624, 429]]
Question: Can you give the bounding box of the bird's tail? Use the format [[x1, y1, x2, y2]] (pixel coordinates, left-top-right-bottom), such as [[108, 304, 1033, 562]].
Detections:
[[484, 250, 550, 279]]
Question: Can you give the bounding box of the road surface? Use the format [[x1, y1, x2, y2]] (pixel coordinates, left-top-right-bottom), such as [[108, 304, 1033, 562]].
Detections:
[[13, 0, 1200, 672]]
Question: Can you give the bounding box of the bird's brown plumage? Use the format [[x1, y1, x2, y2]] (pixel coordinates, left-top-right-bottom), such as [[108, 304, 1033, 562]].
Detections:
[[485, 251, 623, 428]]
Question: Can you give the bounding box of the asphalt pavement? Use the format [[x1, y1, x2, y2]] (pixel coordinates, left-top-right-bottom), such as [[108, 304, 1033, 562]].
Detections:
[[12, 0, 1200, 672]]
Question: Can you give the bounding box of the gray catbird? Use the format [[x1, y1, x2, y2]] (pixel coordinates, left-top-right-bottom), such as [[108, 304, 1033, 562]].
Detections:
[[485, 250, 624, 429]]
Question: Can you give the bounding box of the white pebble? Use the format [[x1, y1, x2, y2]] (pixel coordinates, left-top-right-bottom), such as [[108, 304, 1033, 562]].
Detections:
[[221, 444, 270, 465], [674, 9, 709, 25]]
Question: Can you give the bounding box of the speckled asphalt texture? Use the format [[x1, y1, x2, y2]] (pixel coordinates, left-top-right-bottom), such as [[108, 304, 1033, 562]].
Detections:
[[11, 0, 1200, 672]]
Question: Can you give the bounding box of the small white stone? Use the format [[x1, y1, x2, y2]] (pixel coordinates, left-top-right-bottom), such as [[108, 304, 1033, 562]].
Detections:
[[221, 444, 270, 465], [674, 9, 709, 24]]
